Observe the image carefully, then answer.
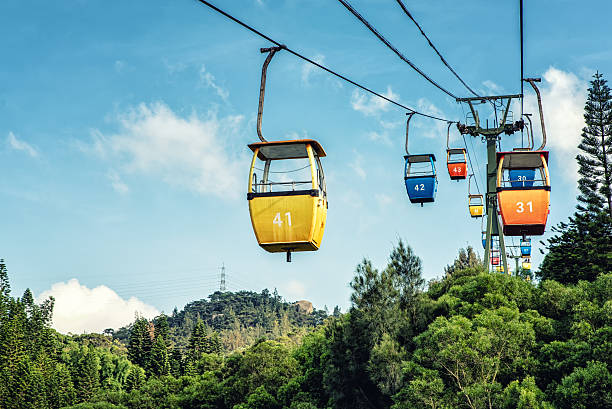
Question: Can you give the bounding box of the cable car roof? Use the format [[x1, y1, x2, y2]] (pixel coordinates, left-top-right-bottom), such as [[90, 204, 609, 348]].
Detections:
[[447, 148, 466, 154], [496, 150, 549, 169], [404, 153, 436, 162], [248, 139, 326, 160]]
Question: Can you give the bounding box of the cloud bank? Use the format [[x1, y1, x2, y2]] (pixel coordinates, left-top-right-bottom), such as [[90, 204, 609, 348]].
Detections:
[[37, 279, 159, 334], [90, 102, 243, 199], [524, 67, 588, 182]]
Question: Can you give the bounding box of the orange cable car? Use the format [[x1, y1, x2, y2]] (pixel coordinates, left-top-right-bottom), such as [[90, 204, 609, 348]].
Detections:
[[446, 122, 468, 180], [496, 151, 550, 236]]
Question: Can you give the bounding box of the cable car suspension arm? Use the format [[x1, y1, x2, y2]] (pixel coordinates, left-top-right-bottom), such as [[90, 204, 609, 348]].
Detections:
[[405, 112, 416, 155], [524, 78, 547, 150], [257, 46, 284, 142]]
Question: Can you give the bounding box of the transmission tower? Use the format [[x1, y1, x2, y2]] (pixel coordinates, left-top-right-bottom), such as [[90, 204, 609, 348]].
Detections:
[[219, 263, 226, 291]]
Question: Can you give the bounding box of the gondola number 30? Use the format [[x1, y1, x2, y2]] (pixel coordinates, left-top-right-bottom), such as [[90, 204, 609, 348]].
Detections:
[[273, 212, 292, 227], [516, 201, 533, 213]]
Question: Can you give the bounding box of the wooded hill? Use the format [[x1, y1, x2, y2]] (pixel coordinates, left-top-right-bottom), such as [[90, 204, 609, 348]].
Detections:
[[113, 289, 330, 352]]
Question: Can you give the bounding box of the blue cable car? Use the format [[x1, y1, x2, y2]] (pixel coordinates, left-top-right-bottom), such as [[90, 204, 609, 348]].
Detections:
[[404, 154, 437, 205], [520, 238, 531, 256]]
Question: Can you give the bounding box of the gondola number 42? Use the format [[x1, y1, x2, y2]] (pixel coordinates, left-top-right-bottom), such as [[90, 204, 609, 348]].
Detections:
[[273, 212, 292, 227], [516, 201, 533, 213]]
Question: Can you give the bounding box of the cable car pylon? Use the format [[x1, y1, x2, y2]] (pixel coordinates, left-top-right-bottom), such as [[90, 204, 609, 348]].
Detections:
[[457, 93, 524, 274]]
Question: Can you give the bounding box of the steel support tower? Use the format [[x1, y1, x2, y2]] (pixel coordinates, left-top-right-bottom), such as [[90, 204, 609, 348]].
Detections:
[[457, 94, 523, 274]]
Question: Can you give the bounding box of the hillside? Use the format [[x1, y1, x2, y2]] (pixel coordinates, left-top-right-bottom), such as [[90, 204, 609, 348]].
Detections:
[[113, 289, 331, 351]]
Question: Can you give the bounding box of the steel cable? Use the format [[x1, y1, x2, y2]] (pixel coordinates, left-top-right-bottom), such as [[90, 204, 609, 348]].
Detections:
[[195, 0, 455, 122]]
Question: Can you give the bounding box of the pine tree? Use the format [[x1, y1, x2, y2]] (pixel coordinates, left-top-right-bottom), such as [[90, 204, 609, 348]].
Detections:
[[49, 363, 76, 408], [125, 366, 145, 391], [540, 72, 612, 283], [128, 317, 153, 369], [188, 319, 209, 358], [577, 72, 612, 217], [153, 314, 170, 343], [74, 347, 100, 402], [149, 335, 170, 376]]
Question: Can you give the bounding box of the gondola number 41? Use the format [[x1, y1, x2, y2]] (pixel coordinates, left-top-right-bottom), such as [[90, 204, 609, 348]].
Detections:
[[516, 201, 533, 213], [273, 212, 292, 227]]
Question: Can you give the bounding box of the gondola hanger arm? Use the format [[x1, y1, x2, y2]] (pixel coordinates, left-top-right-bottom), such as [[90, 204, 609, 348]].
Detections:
[[446, 121, 453, 150], [405, 112, 416, 155], [523, 78, 546, 150], [257, 45, 286, 142]]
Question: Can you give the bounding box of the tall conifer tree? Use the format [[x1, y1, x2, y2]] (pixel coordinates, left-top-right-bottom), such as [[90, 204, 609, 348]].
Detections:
[[577, 72, 612, 216]]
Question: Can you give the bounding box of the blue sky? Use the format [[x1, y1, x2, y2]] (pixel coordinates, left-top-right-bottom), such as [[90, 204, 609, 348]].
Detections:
[[1, 0, 609, 333]]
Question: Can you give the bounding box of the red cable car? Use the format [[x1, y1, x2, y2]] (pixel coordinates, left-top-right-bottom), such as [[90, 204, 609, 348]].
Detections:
[[496, 150, 550, 236], [447, 149, 468, 180], [446, 123, 467, 180]]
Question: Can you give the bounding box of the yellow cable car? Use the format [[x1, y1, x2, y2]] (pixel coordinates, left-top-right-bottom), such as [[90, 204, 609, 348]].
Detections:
[[247, 139, 327, 262], [522, 258, 531, 271], [468, 174, 483, 217]]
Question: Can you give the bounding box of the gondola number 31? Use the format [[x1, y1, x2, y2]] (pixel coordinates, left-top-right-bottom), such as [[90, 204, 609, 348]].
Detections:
[[516, 201, 533, 213], [273, 212, 292, 227]]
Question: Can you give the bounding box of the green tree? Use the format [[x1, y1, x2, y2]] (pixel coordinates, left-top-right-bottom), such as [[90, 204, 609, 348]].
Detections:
[[413, 307, 536, 409], [554, 361, 612, 409], [188, 319, 211, 360], [153, 314, 169, 343], [75, 347, 101, 402], [576, 72, 612, 217], [149, 335, 170, 377], [127, 317, 152, 370], [444, 246, 484, 276]]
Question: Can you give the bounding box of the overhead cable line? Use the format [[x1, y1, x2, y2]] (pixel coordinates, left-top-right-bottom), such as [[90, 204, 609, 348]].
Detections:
[[462, 134, 481, 195], [394, 0, 481, 98], [195, 0, 454, 122], [336, 0, 458, 99]]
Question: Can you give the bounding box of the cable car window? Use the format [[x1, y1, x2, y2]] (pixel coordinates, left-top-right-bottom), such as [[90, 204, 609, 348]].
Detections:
[[252, 157, 313, 193]]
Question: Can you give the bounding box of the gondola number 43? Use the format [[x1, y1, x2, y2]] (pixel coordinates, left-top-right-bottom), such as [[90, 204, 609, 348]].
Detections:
[[273, 212, 292, 227], [516, 201, 533, 213]]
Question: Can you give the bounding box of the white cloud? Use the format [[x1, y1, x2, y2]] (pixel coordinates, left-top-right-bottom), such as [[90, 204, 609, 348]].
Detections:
[[163, 59, 187, 75], [7, 132, 38, 157], [367, 130, 391, 145], [107, 170, 129, 194], [37, 279, 159, 334], [412, 98, 449, 141], [523, 67, 588, 182], [349, 152, 366, 180], [114, 60, 125, 73], [200, 65, 229, 101], [482, 80, 503, 94], [301, 54, 325, 86], [375, 193, 392, 207], [90, 102, 243, 199], [351, 86, 398, 116], [282, 280, 306, 300]]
